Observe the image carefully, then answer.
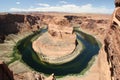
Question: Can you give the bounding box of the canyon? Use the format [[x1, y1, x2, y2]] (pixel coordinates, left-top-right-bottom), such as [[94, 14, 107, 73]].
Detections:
[[0, 12, 110, 80], [0, 1, 120, 80]]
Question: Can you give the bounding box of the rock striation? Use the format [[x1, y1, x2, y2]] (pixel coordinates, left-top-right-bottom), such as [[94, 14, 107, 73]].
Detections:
[[0, 13, 109, 43], [0, 13, 41, 42], [0, 14, 24, 34], [104, 0, 120, 80], [32, 24, 77, 64]]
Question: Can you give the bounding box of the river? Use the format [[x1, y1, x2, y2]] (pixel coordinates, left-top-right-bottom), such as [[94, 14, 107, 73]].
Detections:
[[13, 27, 101, 76]]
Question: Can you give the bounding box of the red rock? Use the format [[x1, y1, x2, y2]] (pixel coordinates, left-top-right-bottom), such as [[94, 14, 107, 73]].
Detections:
[[104, 0, 120, 79], [0, 61, 14, 80]]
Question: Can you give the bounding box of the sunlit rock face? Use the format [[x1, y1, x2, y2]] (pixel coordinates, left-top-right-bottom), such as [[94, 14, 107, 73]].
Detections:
[[32, 26, 76, 58], [104, 0, 120, 80]]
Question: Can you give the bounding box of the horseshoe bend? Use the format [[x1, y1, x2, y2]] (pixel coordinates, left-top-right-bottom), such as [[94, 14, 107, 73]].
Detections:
[[0, 13, 107, 79], [32, 27, 78, 64], [1, 0, 120, 80], [15, 24, 101, 76]]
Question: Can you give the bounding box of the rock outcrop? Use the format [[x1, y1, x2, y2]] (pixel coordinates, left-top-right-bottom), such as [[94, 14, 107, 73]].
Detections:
[[104, 0, 120, 80], [14, 72, 55, 80], [0, 13, 24, 34], [0, 61, 14, 80], [64, 15, 84, 24], [0, 60, 56, 80], [0, 13, 109, 43], [115, 0, 120, 7], [0, 13, 42, 43], [0, 33, 5, 43], [32, 26, 76, 63]]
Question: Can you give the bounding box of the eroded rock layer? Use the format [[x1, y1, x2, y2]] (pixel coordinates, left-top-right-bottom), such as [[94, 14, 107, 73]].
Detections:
[[32, 27, 76, 58], [104, 0, 120, 79]]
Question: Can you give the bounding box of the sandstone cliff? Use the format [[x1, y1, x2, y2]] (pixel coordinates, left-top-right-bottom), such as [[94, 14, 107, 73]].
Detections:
[[104, 0, 120, 80], [0, 61, 14, 80], [0, 13, 42, 43]]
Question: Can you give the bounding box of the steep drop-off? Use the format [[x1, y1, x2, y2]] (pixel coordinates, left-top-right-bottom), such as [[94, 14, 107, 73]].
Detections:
[[104, 0, 120, 79]]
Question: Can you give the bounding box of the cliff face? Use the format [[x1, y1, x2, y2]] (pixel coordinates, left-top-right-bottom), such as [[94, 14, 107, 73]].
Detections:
[[104, 0, 120, 80], [0, 14, 41, 43], [104, 28, 120, 80], [0, 14, 24, 34], [0, 61, 14, 80], [0, 61, 56, 80], [0, 13, 109, 41], [0, 13, 42, 34]]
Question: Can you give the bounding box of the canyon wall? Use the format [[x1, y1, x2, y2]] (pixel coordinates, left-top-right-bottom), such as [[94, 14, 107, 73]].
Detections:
[[0, 13, 42, 43], [0, 61, 14, 80], [104, 0, 120, 80], [0, 13, 109, 43]]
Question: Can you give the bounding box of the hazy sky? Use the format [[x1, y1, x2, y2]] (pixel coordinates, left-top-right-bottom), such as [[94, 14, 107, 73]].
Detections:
[[0, 0, 115, 14]]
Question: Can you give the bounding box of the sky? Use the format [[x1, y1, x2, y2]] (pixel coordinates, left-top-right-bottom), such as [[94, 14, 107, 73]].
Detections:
[[0, 0, 115, 14]]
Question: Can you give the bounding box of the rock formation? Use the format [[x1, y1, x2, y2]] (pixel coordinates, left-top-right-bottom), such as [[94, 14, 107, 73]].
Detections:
[[0, 13, 109, 43], [64, 15, 83, 24], [104, 0, 120, 80], [0, 13, 42, 42], [45, 74, 55, 80], [111, 0, 120, 27], [14, 72, 55, 80], [32, 23, 77, 64], [0, 11, 111, 80], [0, 13, 24, 34], [115, 0, 120, 7], [0, 33, 5, 43], [0, 61, 14, 80]]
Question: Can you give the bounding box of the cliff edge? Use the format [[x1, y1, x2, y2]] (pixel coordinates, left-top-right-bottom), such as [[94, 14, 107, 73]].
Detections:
[[104, 0, 120, 79]]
